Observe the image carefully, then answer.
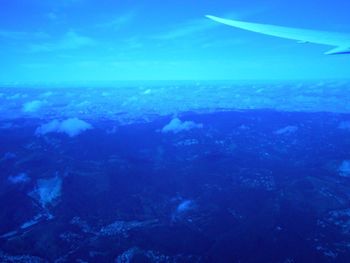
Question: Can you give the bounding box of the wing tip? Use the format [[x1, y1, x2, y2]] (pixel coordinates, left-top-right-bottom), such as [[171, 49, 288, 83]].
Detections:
[[205, 15, 215, 19], [205, 15, 242, 25], [205, 15, 222, 22]]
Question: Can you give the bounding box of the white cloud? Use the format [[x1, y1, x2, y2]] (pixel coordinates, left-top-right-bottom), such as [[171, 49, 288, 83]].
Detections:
[[21, 215, 42, 229], [36, 120, 61, 135], [172, 199, 196, 222], [46, 12, 58, 21], [0, 123, 14, 130], [40, 91, 54, 98], [30, 31, 95, 52], [154, 18, 218, 40], [1, 152, 16, 161], [161, 118, 203, 134], [96, 11, 136, 30], [30, 176, 62, 208], [21, 63, 50, 69], [152, 10, 264, 42], [22, 100, 46, 113], [7, 93, 28, 100], [8, 173, 31, 184], [0, 30, 48, 40], [36, 118, 93, 137], [59, 118, 93, 137], [338, 121, 350, 131], [339, 160, 350, 177]]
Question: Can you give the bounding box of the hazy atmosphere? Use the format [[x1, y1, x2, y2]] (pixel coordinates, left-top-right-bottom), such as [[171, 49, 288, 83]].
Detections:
[[1, 1, 350, 262], [1, 0, 350, 83]]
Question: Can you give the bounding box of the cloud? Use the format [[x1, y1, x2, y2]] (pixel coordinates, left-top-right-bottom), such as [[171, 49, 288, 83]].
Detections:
[[62, 0, 83, 5], [6, 93, 27, 100], [338, 160, 350, 177], [8, 173, 31, 184], [96, 11, 136, 30], [161, 118, 203, 134], [21, 63, 50, 69], [36, 120, 61, 135], [59, 118, 93, 137], [30, 31, 95, 52], [338, 121, 350, 131], [52, 0, 83, 7], [176, 200, 196, 214], [30, 176, 62, 208], [46, 12, 58, 21], [0, 30, 48, 40], [36, 118, 93, 137], [152, 10, 267, 41], [40, 91, 54, 98], [172, 199, 196, 222], [1, 152, 16, 161], [154, 18, 218, 40], [200, 38, 247, 49], [22, 100, 46, 113]]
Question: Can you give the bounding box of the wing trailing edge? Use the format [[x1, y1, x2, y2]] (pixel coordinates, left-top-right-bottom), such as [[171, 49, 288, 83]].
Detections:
[[206, 15, 350, 55]]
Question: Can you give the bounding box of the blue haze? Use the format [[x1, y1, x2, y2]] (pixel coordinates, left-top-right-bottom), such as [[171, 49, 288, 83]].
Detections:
[[1, 1, 350, 262], [0, 0, 350, 83]]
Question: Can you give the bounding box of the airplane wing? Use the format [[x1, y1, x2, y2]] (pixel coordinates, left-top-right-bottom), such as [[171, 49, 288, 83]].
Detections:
[[206, 15, 350, 55]]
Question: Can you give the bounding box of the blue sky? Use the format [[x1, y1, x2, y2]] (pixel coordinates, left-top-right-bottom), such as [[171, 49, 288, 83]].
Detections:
[[1, 0, 350, 83]]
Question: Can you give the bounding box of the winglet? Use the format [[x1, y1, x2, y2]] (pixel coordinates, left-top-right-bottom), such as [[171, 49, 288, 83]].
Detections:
[[324, 46, 350, 55]]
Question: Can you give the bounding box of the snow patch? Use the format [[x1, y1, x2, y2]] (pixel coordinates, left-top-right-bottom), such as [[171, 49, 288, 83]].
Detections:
[[36, 118, 93, 137], [162, 118, 203, 134]]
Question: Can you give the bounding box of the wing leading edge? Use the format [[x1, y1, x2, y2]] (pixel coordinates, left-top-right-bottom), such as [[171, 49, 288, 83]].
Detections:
[[206, 15, 350, 55]]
